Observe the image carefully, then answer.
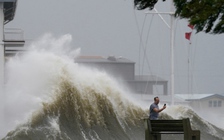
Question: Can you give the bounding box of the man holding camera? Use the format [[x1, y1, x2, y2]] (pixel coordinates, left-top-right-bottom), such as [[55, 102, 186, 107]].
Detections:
[[149, 96, 166, 120]]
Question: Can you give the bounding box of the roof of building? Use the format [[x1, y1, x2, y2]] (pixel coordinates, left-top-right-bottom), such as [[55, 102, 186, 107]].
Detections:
[[175, 94, 224, 101], [0, 0, 17, 24], [75, 55, 135, 64]]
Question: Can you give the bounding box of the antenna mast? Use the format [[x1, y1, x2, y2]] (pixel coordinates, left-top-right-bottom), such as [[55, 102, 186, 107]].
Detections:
[[145, 1, 175, 105]]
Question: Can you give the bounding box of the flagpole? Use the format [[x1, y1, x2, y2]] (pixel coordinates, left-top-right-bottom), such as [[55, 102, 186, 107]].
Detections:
[[170, 1, 175, 105], [145, 1, 175, 105]]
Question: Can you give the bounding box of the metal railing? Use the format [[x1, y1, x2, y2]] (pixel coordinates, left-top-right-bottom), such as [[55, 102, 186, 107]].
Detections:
[[4, 28, 24, 41]]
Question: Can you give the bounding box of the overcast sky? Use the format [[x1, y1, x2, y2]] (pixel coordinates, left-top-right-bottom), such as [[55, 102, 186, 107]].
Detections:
[[6, 0, 224, 95]]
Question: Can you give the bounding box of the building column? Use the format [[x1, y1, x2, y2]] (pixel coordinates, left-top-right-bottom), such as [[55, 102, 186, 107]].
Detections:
[[0, 2, 4, 138], [148, 84, 153, 94], [163, 82, 168, 95], [0, 2, 4, 92]]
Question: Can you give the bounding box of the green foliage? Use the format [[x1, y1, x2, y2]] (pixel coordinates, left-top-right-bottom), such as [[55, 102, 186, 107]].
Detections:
[[174, 0, 224, 34], [134, 0, 158, 10], [134, 0, 224, 34]]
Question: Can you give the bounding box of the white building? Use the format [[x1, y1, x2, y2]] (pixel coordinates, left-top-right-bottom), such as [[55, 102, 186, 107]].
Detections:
[[0, 0, 25, 92], [175, 94, 224, 112]]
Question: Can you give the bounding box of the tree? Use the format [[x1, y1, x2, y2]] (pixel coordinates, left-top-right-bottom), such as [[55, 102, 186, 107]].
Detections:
[[134, 0, 224, 34], [134, 0, 159, 10]]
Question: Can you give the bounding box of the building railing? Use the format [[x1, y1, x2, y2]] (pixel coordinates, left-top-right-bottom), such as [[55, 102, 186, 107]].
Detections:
[[4, 28, 24, 41]]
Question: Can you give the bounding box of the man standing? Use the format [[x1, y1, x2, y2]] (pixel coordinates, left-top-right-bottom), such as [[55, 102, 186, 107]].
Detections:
[[149, 97, 166, 120]]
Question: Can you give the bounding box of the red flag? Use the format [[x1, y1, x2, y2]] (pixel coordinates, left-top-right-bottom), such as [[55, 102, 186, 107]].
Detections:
[[185, 32, 192, 40], [188, 24, 194, 29]]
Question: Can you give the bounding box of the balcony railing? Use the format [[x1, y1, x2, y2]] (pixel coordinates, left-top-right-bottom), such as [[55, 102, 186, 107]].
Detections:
[[4, 28, 24, 42]]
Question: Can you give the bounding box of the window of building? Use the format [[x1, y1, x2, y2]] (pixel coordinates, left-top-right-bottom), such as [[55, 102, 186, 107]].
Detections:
[[208, 100, 223, 107], [218, 100, 222, 107], [209, 100, 212, 107], [213, 100, 217, 107]]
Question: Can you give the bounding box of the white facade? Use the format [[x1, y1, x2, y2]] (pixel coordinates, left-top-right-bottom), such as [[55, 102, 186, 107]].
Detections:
[[0, 3, 4, 92], [175, 94, 224, 112]]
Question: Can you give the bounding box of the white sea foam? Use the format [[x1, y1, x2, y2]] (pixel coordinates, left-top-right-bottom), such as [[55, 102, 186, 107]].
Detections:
[[1, 33, 143, 138], [1, 34, 80, 138]]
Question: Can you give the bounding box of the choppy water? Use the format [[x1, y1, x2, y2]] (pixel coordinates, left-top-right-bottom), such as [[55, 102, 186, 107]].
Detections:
[[1, 34, 224, 140]]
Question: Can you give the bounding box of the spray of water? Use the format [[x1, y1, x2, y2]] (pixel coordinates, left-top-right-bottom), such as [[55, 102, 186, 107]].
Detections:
[[1, 34, 224, 140], [1, 34, 80, 137], [1, 34, 145, 138]]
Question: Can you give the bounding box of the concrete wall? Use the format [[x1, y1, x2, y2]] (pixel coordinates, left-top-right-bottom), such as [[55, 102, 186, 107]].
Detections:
[[78, 62, 135, 80], [77, 60, 168, 95], [128, 81, 153, 94], [127, 81, 167, 95]]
